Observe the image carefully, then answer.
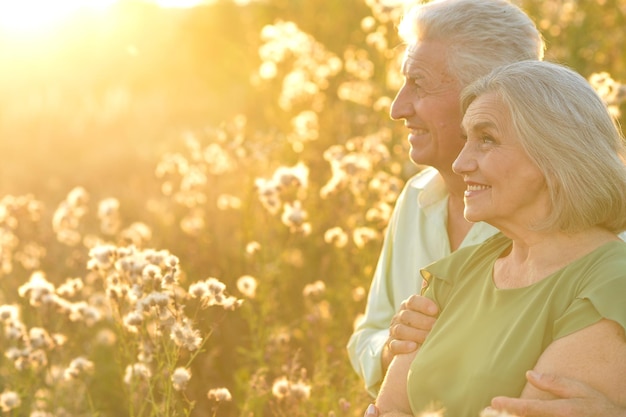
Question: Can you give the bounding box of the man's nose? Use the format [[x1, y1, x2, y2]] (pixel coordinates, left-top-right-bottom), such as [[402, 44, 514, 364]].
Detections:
[[389, 85, 413, 121]]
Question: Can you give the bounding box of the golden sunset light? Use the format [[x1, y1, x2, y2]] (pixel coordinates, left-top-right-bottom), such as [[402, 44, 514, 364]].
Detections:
[[0, 0, 624, 416], [0, 0, 207, 35], [0, 0, 115, 34]]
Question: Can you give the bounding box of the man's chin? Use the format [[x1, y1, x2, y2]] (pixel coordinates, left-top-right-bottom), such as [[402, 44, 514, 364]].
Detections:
[[408, 152, 431, 167]]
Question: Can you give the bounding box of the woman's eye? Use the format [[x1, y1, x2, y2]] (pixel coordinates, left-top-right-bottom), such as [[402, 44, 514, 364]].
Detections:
[[481, 135, 495, 144]]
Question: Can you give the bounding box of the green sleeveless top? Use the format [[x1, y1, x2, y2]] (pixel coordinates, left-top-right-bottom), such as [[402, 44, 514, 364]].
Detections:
[[407, 233, 626, 417]]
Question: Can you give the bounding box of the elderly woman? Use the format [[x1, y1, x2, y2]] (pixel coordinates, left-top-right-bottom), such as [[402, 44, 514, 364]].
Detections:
[[374, 60, 626, 417]]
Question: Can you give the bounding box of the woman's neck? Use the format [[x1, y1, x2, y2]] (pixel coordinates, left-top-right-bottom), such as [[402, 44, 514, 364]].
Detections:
[[494, 228, 618, 289]]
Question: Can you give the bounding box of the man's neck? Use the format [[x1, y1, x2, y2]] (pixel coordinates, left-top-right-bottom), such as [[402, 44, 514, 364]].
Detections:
[[440, 170, 472, 251]]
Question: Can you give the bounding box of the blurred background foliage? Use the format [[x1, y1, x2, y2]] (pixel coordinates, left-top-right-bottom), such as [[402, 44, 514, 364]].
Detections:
[[0, 0, 625, 416]]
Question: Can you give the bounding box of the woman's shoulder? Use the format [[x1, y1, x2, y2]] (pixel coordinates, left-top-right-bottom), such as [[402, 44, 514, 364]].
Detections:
[[421, 232, 510, 284], [579, 239, 626, 274]]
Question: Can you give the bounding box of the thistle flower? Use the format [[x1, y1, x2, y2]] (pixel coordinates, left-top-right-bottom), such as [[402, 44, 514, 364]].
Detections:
[[281, 200, 311, 235], [302, 280, 326, 299], [189, 277, 241, 309], [123, 363, 152, 385], [254, 178, 282, 215], [123, 310, 144, 331], [268, 328, 291, 349], [353, 227, 380, 248], [120, 222, 153, 247], [97, 197, 120, 218], [180, 213, 205, 236], [271, 376, 290, 399], [66, 186, 89, 208], [51, 333, 68, 347], [207, 387, 232, 402], [289, 380, 312, 400], [56, 277, 84, 298], [366, 202, 393, 226], [3, 320, 26, 340], [28, 327, 54, 350], [169, 320, 202, 351], [188, 281, 209, 299], [245, 241, 261, 255], [0, 304, 19, 321], [63, 356, 95, 380], [68, 301, 102, 326], [216, 194, 242, 210], [18, 271, 56, 307], [324, 227, 348, 248], [171, 367, 191, 391], [98, 197, 121, 235], [143, 291, 170, 308], [271, 376, 312, 401], [142, 264, 162, 283], [236, 275, 258, 299], [0, 390, 21, 412], [202, 143, 236, 175], [87, 244, 118, 270], [272, 162, 309, 190], [52, 187, 89, 246], [352, 286, 366, 302], [288, 111, 319, 152], [5, 347, 26, 362]]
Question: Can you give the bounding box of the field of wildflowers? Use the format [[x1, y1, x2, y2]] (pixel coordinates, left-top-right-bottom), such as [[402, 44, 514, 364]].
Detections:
[[0, 0, 625, 416]]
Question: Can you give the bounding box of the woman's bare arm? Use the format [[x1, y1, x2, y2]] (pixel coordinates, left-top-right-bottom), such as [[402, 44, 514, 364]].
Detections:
[[374, 349, 417, 416], [522, 319, 626, 406]]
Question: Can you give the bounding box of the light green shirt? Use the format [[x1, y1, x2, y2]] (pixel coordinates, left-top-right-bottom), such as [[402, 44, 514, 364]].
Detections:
[[408, 233, 626, 417], [347, 167, 499, 396]]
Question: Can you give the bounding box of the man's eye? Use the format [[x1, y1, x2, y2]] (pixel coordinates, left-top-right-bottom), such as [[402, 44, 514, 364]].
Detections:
[[406, 77, 424, 91]]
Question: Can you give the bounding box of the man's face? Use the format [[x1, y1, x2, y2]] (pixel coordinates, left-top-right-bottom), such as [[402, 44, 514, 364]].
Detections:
[[390, 41, 464, 174]]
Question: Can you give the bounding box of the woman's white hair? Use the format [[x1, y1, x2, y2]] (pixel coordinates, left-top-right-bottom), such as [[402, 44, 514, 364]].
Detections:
[[461, 60, 626, 234], [398, 0, 545, 88]]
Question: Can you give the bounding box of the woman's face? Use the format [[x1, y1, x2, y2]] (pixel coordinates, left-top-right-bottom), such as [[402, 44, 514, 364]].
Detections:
[[452, 92, 549, 231], [390, 41, 464, 174]]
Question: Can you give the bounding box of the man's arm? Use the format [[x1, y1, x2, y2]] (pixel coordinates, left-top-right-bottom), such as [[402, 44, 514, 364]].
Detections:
[[490, 371, 626, 417], [347, 176, 440, 396], [348, 290, 438, 396]]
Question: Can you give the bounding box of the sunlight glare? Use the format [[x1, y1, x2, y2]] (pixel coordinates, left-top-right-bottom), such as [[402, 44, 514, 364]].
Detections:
[[0, 0, 117, 34], [148, 0, 209, 7]]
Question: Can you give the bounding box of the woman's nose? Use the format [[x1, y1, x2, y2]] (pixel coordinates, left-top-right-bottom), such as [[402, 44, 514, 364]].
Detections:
[[452, 143, 476, 175]]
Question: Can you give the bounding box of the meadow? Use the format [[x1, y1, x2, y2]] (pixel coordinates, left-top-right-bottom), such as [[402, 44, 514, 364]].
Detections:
[[0, 0, 625, 416]]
